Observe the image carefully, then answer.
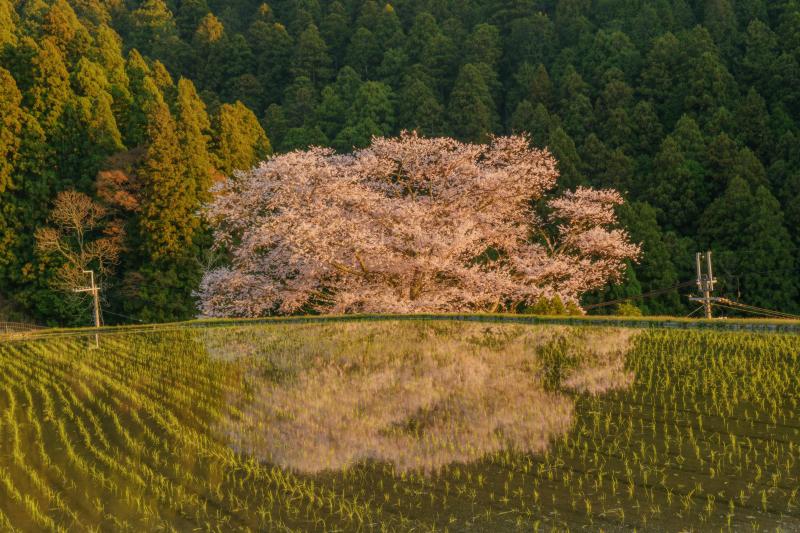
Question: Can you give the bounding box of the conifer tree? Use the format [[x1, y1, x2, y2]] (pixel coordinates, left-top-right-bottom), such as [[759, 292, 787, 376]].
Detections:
[[282, 75, 317, 126], [398, 77, 446, 137], [555, 0, 593, 43], [742, 20, 778, 92], [332, 81, 394, 151], [194, 12, 224, 46], [124, 49, 160, 146], [0, 103, 61, 321], [139, 95, 194, 261], [263, 103, 288, 149], [175, 0, 210, 40], [58, 58, 124, 189], [42, 0, 91, 62], [406, 12, 440, 63], [630, 101, 663, 160], [735, 88, 771, 157], [507, 14, 555, 69], [421, 32, 458, 95], [488, 0, 536, 29], [616, 201, 684, 314], [547, 127, 584, 190], [175, 78, 214, 202], [129, 0, 178, 58], [212, 101, 271, 174], [374, 3, 404, 49], [684, 51, 736, 119], [248, 20, 292, 108], [464, 23, 502, 69], [0, 0, 17, 46], [346, 81, 394, 134], [314, 85, 347, 142], [26, 37, 72, 131], [647, 115, 711, 234], [126, 88, 208, 321], [345, 27, 381, 78], [281, 124, 328, 151], [529, 63, 555, 109], [558, 66, 594, 142], [291, 24, 332, 85], [581, 30, 640, 86], [640, 32, 683, 125], [320, 2, 349, 58], [506, 63, 534, 115], [510, 101, 552, 146], [91, 25, 133, 124], [700, 176, 797, 311], [447, 64, 497, 143], [0, 67, 23, 193], [703, 0, 738, 52]]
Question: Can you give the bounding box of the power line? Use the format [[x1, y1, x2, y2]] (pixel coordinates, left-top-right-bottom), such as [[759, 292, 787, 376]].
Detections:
[[583, 281, 695, 311], [101, 309, 145, 324], [686, 305, 705, 318], [711, 298, 800, 320], [712, 303, 792, 320]]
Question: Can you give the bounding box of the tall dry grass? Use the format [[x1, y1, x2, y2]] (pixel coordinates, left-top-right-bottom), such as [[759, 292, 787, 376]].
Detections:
[[205, 321, 637, 473]]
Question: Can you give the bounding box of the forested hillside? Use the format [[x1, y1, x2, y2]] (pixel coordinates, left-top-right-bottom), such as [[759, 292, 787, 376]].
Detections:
[[1, 0, 800, 324]]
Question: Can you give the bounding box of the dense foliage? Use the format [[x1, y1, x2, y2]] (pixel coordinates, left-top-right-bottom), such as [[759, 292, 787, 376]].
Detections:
[[199, 134, 639, 316], [0, 0, 270, 324], [2, 0, 800, 323]]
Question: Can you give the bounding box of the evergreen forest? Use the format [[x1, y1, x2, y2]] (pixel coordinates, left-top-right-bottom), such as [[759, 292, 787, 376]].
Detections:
[[1, 0, 800, 325]]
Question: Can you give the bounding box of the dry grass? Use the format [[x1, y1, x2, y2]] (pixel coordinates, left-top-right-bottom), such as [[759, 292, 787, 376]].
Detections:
[[562, 328, 637, 395], [208, 321, 638, 473]]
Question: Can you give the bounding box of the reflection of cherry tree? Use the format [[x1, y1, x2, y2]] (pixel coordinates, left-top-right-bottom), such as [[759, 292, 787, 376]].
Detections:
[[562, 328, 636, 395], [211, 322, 637, 473], [199, 133, 640, 316]]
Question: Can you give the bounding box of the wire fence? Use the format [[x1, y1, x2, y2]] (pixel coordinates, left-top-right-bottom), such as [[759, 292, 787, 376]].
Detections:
[[0, 322, 47, 340], [0, 322, 46, 333]]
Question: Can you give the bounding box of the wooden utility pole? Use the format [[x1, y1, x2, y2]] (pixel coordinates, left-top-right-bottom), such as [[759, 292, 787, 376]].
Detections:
[[74, 270, 101, 328], [691, 252, 716, 319]]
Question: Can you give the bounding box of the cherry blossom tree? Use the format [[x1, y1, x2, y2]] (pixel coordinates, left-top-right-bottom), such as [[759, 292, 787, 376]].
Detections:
[[199, 133, 639, 316]]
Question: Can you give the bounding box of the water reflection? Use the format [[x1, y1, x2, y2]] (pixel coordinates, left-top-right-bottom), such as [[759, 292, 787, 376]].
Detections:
[[204, 322, 637, 473]]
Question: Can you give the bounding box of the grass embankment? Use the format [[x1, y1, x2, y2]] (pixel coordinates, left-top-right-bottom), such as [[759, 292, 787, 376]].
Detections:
[[4, 312, 800, 342]]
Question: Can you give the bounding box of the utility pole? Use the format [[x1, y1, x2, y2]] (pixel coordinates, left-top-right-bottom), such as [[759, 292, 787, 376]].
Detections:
[[691, 252, 716, 319], [74, 270, 101, 329]]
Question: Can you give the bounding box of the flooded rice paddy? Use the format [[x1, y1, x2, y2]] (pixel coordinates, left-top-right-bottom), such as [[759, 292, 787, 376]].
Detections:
[[0, 320, 799, 531]]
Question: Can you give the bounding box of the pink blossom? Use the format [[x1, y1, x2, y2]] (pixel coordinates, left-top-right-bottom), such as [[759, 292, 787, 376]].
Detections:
[[199, 133, 640, 316]]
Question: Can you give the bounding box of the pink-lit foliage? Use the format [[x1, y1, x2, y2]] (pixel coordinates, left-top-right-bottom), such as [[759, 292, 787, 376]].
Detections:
[[199, 133, 640, 316]]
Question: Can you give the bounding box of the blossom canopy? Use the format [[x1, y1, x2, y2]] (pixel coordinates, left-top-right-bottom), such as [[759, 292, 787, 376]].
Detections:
[[199, 133, 639, 316]]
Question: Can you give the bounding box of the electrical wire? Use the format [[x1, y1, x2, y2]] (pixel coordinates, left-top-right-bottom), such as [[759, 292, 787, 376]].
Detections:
[[101, 309, 146, 324], [711, 303, 787, 319], [686, 305, 705, 318], [713, 298, 798, 318], [713, 300, 800, 320], [583, 281, 695, 310]]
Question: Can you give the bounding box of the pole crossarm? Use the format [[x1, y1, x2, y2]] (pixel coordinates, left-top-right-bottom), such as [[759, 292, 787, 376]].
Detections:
[[692, 251, 717, 319], [73, 270, 102, 329]]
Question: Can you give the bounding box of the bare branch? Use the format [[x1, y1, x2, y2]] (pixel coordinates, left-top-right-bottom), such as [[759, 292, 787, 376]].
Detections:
[[35, 190, 121, 292]]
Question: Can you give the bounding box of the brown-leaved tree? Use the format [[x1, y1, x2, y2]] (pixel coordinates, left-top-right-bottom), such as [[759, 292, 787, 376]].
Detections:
[[35, 190, 121, 292]]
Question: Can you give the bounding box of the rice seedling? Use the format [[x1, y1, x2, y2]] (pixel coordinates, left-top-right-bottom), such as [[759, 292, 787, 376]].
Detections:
[[0, 320, 797, 530]]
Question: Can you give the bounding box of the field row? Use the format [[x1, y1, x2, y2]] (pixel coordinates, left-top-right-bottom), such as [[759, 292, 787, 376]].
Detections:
[[0, 322, 798, 530]]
